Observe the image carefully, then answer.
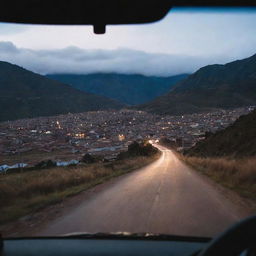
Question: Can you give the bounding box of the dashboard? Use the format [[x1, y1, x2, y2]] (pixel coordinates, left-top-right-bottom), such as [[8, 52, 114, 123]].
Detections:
[[2, 237, 209, 256]]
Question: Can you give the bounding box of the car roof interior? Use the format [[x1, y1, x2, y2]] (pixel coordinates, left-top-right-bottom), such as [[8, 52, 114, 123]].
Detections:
[[0, 0, 255, 34]]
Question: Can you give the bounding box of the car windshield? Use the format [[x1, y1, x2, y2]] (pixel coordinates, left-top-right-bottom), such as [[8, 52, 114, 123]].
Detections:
[[0, 7, 256, 238]]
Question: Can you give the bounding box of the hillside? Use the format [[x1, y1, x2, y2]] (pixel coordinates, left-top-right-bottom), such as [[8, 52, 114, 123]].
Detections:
[[138, 54, 256, 115], [47, 73, 188, 105], [185, 109, 256, 158], [0, 61, 124, 122]]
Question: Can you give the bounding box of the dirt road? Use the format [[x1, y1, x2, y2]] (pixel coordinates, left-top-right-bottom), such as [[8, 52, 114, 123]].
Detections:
[[35, 145, 251, 237]]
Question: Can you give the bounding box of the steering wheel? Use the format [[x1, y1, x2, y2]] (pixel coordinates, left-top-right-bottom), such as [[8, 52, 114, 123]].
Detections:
[[199, 216, 256, 256]]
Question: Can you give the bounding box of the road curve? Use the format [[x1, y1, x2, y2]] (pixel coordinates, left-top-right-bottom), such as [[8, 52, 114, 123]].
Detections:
[[36, 145, 250, 237]]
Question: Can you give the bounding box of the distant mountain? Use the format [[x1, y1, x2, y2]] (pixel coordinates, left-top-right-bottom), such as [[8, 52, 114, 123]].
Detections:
[[0, 61, 124, 122], [185, 109, 256, 158], [47, 73, 188, 105], [137, 54, 256, 115]]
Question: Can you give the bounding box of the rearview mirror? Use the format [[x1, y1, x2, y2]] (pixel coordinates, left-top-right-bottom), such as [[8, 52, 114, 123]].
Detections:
[[0, 0, 172, 34]]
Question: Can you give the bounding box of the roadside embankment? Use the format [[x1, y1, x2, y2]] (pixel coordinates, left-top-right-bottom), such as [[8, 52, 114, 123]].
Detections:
[[179, 154, 256, 201], [0, 143, 160, 224]]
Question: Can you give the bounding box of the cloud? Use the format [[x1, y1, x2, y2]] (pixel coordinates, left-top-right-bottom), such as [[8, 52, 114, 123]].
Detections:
[[0, 23, 29, 35], [0, 41, 249, 76], [0, 41, 19, 52]]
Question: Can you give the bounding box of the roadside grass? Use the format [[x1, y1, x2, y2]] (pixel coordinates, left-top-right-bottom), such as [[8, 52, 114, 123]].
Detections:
[[0, 153, 160, 225], [180, 155, 256, 200]]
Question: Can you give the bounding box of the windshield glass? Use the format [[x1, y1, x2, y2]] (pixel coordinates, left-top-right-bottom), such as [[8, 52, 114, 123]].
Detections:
[[0, 7, 256, 238]]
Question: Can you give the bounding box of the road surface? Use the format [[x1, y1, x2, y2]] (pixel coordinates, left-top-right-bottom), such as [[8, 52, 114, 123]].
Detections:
[[36, 145, 250, 237]]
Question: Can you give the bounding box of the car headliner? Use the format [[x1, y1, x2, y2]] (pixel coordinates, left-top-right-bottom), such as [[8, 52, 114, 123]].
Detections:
[[0, 0, 255, 34]]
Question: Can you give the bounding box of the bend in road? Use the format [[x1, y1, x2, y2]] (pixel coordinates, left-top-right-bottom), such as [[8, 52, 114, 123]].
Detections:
[[36, 145, 251, 237]]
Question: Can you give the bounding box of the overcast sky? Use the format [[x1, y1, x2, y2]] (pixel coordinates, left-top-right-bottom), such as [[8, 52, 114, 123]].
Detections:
[[0, 7, 256, 76]]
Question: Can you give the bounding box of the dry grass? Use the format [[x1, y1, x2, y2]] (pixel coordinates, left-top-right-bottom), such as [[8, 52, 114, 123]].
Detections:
[[0, 154, 160, 224], [181, 155, 256, 200]]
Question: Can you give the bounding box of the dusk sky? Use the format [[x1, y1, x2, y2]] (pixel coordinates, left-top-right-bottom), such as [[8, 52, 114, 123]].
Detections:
[[0, 7, 256, 76]]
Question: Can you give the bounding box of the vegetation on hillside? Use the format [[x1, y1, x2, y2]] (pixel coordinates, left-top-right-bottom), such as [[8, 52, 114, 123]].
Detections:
[[180, 110, 256, 200], [185, 109, 256, 158]]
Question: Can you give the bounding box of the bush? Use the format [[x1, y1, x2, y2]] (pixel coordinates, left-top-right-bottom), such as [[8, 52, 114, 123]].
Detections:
[[34, 160, 56, 169], [118, 141, 158, 159], [80, 153, 96, 164]]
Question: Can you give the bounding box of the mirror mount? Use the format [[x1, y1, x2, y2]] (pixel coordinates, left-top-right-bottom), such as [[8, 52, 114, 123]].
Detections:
[[93, 24, 106, 34]]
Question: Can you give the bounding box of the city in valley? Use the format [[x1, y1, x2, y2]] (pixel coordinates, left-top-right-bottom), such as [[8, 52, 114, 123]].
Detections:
[[0, 106, 254, 171]]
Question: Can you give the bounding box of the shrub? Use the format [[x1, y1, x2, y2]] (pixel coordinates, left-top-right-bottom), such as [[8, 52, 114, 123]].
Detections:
[[34, 160, 56, 169], [118, 141, 158, 159], [80, 153, 96, 164]]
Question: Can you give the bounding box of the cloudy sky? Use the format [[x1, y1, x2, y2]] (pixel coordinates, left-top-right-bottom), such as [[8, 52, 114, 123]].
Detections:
[[0, 7, 256, 76]]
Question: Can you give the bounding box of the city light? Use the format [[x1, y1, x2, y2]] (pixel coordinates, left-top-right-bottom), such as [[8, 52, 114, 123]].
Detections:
[[75, 133, 85, 139], [56, 121, 61, 129], [0, 107, 252, 168], [118, 134, 125, 141]]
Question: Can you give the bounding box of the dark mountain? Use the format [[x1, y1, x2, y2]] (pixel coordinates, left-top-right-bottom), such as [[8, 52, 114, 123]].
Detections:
[[47, 73, 188, 105], [185, 109, 256, 158], [0, 61, 124, 122], [138, 54, 256, 115]]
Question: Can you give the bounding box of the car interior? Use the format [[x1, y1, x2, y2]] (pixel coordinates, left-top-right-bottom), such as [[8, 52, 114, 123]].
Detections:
[[0, 0, 256, 255]]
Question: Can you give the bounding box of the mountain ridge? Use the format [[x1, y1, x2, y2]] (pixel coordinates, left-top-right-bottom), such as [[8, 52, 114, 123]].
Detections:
[[137, 53, 256, 115], [47, 73, 188, 105], [0, 61, 124, 122]]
